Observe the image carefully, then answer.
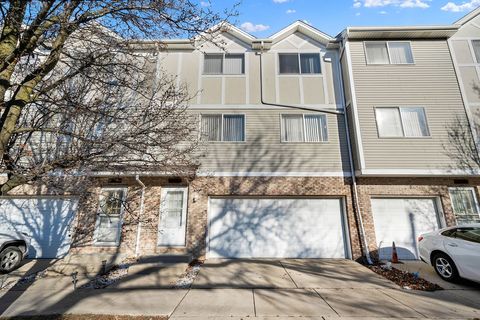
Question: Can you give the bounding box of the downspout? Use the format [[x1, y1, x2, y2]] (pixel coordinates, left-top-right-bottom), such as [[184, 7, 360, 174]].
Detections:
[[257, 39, 372, 264], [135, 174, 146, 258], [338, 43, 373, 265]]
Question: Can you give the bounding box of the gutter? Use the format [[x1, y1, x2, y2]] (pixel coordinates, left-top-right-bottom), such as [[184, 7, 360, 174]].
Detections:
[[135, 174, 146, 258]]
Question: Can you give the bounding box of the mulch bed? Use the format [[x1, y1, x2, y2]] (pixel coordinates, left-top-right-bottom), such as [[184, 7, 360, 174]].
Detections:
[[368, 264, 443, 291], [0, 315, 167, 320]]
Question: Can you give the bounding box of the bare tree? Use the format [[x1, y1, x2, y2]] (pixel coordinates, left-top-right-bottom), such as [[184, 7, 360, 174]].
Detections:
[[445, 85, 480, 174], [0, 0, 237, 194]]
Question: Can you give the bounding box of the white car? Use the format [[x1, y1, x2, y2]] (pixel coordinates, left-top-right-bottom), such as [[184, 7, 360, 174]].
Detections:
[[0, 231, 30, 273], [418, 224, 480, 283]]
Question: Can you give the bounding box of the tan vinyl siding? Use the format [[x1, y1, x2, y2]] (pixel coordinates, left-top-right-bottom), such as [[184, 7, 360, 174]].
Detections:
[[451, 40, 475, 64], [349, 40, 468, 170], [459, 66, 480, 103], [225, 77, 247, 105], [194, 108, 349, 174], [200, 78, 222, 104], [303, 77, 326, 104], [279, 77, 301, 104]]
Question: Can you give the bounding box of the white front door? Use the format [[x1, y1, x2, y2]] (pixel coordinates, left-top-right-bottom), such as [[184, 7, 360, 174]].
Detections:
[[158, 187, 188, 246], [207, 197, 348, 258], [0, 197, 78, 258], [371, 197, 442, 260]]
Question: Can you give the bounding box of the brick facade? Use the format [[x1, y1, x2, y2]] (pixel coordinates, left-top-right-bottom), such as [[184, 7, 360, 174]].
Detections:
[[355, 177, 480, 261], [70, 176, 363, 260], [7, 175, 479, 262]]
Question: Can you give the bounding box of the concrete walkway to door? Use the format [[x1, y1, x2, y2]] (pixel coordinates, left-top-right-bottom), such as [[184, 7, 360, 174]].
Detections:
[[170, 258, 480, 319]]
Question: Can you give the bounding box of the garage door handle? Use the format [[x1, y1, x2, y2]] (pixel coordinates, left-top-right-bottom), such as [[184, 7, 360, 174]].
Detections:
[[447, 243, 458, 247]]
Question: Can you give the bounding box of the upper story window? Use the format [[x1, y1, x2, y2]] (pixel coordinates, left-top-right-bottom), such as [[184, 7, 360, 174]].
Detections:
[[281, 114, 328, 142], [203, 53, 245, 75], [449, 188, 480, 224], [375, 107, 429, 138], [472, 40, 480, 63], [201, 114, 245, 142], [365, 41, 414, 65], [279, 53, 321, 74]]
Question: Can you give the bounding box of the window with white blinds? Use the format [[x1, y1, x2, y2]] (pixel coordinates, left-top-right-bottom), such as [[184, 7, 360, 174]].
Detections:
[[203, 54, 244, 74], [94, 188, 126, 245], [201, 114, 245, 142], [472, 40, 480, 63], [281, 114, 328, 142], [449, 188, 480, 224], [365, 42, 414, 65], [375, 107, 429, 138], [279, 53, 321, 74]]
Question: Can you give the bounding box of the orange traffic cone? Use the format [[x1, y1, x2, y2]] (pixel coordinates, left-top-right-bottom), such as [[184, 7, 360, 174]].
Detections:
[[391, 241, 399, 263]]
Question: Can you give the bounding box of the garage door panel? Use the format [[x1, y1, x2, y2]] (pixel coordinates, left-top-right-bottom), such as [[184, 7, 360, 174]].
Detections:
[[208, 198, 347, 258], [0, 198, 78, 258], [371, 198, 441, 260]]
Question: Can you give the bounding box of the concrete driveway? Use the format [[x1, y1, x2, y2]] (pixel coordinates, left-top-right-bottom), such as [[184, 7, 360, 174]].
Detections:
[[171, 258, 480, 319], [1, 258, 479, 319]]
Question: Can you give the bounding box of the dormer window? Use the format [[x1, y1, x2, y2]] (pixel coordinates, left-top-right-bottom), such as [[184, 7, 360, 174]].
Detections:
[[203, 53, 245, 75], [279, 53, 321, 74]]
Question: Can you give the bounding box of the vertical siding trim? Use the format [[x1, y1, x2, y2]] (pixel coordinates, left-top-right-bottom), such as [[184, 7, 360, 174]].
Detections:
[[245, 53, 250, 104], [345, 41, 366, 171], [197, 53, 203, 104], [321, 52, 330, 104], [448, 38, 480, 151], [275, 53, 280, 103], [176, 52, 183, 90]]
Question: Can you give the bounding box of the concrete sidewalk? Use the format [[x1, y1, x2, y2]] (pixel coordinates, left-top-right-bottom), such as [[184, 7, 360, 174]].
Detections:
[[1, 259, 479, 319]]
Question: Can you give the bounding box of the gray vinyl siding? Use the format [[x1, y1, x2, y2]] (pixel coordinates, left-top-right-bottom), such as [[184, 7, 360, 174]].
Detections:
[[349, 40, 468, 170], [194, 108, 350, 174]]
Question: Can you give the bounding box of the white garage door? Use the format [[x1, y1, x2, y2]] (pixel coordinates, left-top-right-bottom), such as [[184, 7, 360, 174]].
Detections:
[[371, 198, 442, 260], [208, 197, 348, 258], [0, 197, 78, 258]]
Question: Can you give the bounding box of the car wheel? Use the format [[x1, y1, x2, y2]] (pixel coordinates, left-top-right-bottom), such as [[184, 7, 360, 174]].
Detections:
[[0, 247, 23, 273], [433, 252, 459, 282]]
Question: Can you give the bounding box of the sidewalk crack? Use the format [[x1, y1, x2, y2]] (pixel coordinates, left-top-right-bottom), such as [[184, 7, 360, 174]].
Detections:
[[280, 261, 298, 289]]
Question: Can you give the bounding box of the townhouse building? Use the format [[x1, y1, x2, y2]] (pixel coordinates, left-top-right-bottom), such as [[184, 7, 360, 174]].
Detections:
[[1, 8, 480, 263]]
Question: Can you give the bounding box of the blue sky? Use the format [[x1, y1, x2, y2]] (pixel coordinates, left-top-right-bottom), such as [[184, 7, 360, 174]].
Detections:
[[202, 0, 480, 37]]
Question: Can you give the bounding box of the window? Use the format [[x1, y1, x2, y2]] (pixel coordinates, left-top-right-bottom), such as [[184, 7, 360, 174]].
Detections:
[[94, 188, 126, 245], [279, 53, 321, 74], [454, 228, 480, 244], [375, 107, 429, 137], [472, 40, 480, 63], [281, 114, 328, 142], [365, 42, 414, 64], [203, 54, 244, 74], [449, 188, 480, 224], [201, 114, 245, 142]]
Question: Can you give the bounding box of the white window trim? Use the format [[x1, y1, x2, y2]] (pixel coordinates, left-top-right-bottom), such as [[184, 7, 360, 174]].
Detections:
[[202, 53, 245, 76], [94, 187, 127, 247], [374, 106, 431, 139], [364, 41, 415, 65], [157, 187, 189, 247], [449, 187, 480, 225], [278, 52, 323, 76], [280, 113, 329, 143], [200, 113, 247, 143]]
